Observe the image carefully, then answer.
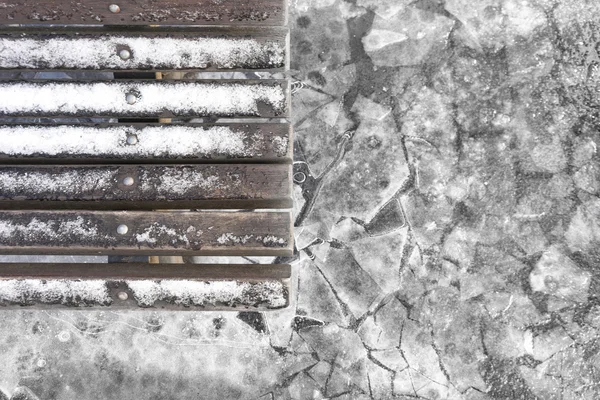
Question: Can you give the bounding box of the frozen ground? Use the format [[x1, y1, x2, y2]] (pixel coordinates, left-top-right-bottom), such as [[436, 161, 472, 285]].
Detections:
[[0, 0, 599, 399]]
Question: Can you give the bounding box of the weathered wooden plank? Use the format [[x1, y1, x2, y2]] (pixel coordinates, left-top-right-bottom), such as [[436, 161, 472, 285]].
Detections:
[[0, 211, 293, 256], [0, 0, 287, 26], [0, 80, 289, 118], [0, 164, 292, 209], [0, 264, 290, 309], [0, 124, 292, 163], [0, 29, 288, 71], [0, 263, 292, 280]]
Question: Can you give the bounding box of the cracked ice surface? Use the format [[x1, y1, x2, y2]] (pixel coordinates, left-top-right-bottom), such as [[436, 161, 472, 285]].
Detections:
[[0, 0, 599, 399]]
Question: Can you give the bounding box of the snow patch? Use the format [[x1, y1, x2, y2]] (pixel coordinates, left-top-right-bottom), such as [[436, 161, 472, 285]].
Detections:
[[217, 233, 255, 245], [0, 169, 116, 195], [0, 279, 112, 306], [0, 125, 281, 159], [0, 216, 101, 241], [0, 35, 285, 70], [0, 82, 287, 116], [126, 279, 287, 308], [140, 167, 226, 196], [135, 223, 193, 245], [216, 233, 288, 246]]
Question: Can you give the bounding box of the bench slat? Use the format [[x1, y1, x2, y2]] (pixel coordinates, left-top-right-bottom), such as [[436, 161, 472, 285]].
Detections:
[[0, 0, 286, 26], [0, 29, 288, 71], [0, 80, 289, 118], [0, 123, 292, 163], [0, 164, 292, 209], [0, 211, 293, 256], [0, 264, 290, 309]]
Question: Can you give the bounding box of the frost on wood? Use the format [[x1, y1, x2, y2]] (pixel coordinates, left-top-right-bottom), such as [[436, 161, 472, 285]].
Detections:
[[0, 279, 112, 306], [126, 279, 288, 308], [0, 168, 117, 196], [0, 35, 286, 70], [0, 216, 102, 242], [0, 82, 287, 117], [139, 167, 228, 196], [217, 233, 287, 246], [0, 211, 290, 252], [0, 125, 290, 160], [0, 166, 231, 199], [135, 223, 194, 245]]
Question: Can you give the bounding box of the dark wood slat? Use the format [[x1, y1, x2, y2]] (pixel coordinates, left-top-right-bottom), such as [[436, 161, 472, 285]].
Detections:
[[0, 80, 289, 118], [0, 28, 289, 71], [0, 263, 291, 280], [0, 164, 292, 209], [0, 0, 286, 26], [0, 264, 290, 309], [0, 123, 292, 163], [0, 210, 293, 256]]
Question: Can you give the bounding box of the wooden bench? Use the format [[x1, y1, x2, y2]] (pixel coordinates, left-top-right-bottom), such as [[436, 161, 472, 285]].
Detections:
[[0, 0, 292, 310]]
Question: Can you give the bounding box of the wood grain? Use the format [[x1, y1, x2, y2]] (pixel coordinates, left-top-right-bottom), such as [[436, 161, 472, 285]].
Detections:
[[0, 211, 293, 256], [0, 263, 291, 280], [0, 164, 292, 209], [0, 0, 287, 26]]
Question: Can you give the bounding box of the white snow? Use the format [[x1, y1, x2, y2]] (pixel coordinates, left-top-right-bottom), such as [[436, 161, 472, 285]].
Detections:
[[0, 216, 101, 241], [126, 279, 287, 308], [269, 134, 290, 157], [0, 279, 112, 306], [0, 82, 287, 116], [0, 169, 116, 194], [0, 166, 239, 198], [0, 35, 285, 70], [140, 167, 228, 196], [216, 233, 288, 246], [135, 223, 193, 245], [217, 233, 255, 244], [0, 125, 289, 159]]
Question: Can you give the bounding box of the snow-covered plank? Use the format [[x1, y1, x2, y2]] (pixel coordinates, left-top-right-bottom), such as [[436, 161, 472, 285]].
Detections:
[[0, 211, 293, 256], [0, 29, 288, 71], [0, 263, 290, 309], [0, 124, 292, 162], [0, 0, 286, 26], [0, 81, 288, 118], [0, 164, 292, 209]]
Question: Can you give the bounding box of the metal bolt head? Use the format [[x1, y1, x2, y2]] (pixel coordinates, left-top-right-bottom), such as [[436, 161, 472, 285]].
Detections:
[[109, 4, 120, 13], [117, 291, 128, 301], [117, 224, 128, 235], [126, 134, 138, 145], [126, 93, 137, 105], [119, 49, 131, 60], [123, 177, 134, 186]]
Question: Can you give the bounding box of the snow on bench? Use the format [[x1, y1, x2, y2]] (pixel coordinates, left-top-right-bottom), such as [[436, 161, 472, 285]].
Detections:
[[0, 164, 292, 209], [0, 124, 291, 162], [0, 30, 287, 71], [0, 81, 288, 117]]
